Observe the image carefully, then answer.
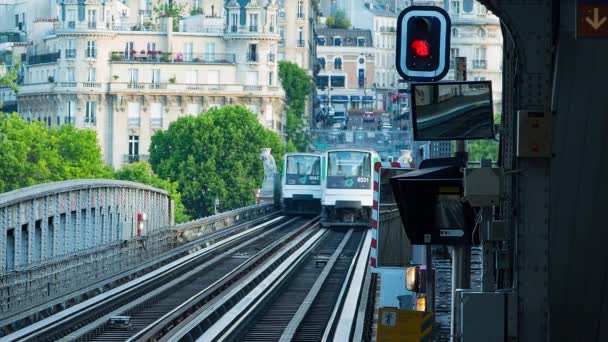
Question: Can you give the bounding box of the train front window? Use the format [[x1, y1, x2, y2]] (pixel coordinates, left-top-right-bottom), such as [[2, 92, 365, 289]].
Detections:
[[286, 155, 320, 185], [327, 151, 371, 189]]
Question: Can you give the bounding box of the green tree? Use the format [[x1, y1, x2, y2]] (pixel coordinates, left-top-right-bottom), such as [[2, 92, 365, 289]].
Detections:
[[278, 61, 312, 151], [149, 106, 286, 218], [153, 0, 185, 31], [467, 112, 501, 162], [0, 113, 111, 192], [0, 63, 20, 109], [114, 162, 190, 223], [327, 9, 350, 29]]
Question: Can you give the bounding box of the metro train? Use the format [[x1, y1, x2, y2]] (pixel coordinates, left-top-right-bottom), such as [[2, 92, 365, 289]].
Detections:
[[281, 152, 322, 215], [320, 148, 381, 227]]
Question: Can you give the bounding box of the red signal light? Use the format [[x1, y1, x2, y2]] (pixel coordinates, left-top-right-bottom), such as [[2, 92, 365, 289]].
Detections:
[[411, 40, 430, 57]]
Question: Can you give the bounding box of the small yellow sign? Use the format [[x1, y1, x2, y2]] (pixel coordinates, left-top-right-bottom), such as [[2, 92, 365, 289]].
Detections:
[[377, 308, 433, 342]]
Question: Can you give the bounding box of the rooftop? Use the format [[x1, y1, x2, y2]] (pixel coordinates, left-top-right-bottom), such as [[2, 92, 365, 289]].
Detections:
[[316, 28, 373, 47]]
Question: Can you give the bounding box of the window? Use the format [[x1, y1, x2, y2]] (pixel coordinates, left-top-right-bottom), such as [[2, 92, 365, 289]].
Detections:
[[297, 27, 304, 47], [478, 28, 486, 38], [248, 44, 258, 62], [125, 41, 134, 59], [452, 28, 459, 37], [129, 68, 139, 83], [333, 57, 342, 70], [297, 0, 305, 19], [67, 9, 76, 28], [86, 40, 96, 58], [128, 135, 139, 157], [65, 100, 74, 123], [66, 39, 76, 58], [318, 57, 326, 69], [151, 69, 160, 83], [474, 47, 487, 69], [269, 14, 276, 32], [230, 13, 238, 32], [192, 0, 201, 10], [451, 1, 460, 14], [334, 37, 342, 46], [330, 75, 345, 88], [316, 75, 328, 88], [357, 38, 365, 47], [279, 27, 285, 45], [477, 4, 487, 15], [85, 101, 96, 125], [450, 48, 459, 68], [268, 71, 274, 86], [66, 67, 75, 82], [184, 42, 193, 61], [317, 36, 325, 46], [249, 13, 258, 32], [87, 67, 96, 82], [147, 42, 156, 53], [87, 9, 97, 29], [128, 102, 141, 127]]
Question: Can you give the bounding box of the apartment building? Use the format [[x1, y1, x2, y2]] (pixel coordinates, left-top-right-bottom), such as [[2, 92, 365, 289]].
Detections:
[[3, 0, 288, 168], [316, 28, 375, 111]]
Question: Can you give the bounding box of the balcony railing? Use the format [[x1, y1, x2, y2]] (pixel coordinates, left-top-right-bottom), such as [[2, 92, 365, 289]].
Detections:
[[139, 9, 152, 17], [269, 26, 275, 33], [297, 12, 305, 20], [124, 154, 149, 163], [473, 59, 487, 69], [379, 26, 396, 33], [65, 49, 76, 59], [150, 117, 163, 128], [110, 52, 236, 64], [230, 25, 238, 32], [268, 53, 276, 63], [85, 49, 97, 58], [111, 23, 167, 32], [249, 25, 258, 32], [128, 117, 141, 127], [88, 22, 97, 29], [297, 39, 305, 47], [28, 52, 60, 65], [109, 82, 284, 95], [247, 52, 259, 62]]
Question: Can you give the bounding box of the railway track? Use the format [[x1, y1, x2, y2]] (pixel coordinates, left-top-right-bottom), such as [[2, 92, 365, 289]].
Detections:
[[2, 215, 317, 342], [170, 227, 373, 342]]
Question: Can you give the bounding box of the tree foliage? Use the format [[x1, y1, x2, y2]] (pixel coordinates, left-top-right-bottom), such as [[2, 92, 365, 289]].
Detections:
[[327, 9, 350, 29], [114, 162, 190, 223], [0, 113, 112, 192], [0, 63, 19, 109], [467, 112, 501, 162], [149, 106, 286, 218], [278, 61, 312, 151]]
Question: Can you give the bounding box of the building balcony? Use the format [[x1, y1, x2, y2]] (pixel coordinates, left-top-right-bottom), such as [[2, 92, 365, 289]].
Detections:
[[18, 81, 105, 94], [124, 154, 149, 163], [139, 9, 152, 17], [230, 25, 238, 33], [110, 22, 167, 32], [473, 60, 487, 69], [249, 25, 258, 33], [28, 52, 60, 65], [128, 117, 141, 127], [65, 49, 76, 59], [150, 117, 163, 128], [110, 52, 236, 64], [297, 39, 305, 47], [109, 82, 284, 96], [297, 12, 305, 20], [88, 22, 97, 29]]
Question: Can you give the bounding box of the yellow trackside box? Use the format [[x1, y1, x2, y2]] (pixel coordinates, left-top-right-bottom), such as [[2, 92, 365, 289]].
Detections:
[[377, 307, 433, 342]]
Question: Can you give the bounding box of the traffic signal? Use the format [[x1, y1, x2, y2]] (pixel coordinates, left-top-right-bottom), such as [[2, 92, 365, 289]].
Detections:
[[396, 6, 451, 81]]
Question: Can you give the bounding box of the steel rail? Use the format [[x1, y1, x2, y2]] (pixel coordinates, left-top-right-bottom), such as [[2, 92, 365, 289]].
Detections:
[[125, 216, 319, 342], [1, 216, 289, 342], [163, 226, 327, 342], [327, 228, 373, 341]]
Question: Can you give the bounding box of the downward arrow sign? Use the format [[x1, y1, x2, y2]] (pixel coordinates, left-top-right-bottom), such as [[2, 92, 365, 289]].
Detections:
[[585, 8, 607, 30]]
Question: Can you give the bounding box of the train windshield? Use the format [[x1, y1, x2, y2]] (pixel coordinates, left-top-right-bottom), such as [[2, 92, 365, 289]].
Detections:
[[285, 155, 321, 185], [327, 151, 372, 189]]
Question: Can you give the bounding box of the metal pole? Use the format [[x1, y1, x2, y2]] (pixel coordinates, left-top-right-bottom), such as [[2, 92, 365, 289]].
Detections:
[[425, 244, 434, 314], [450, 57, 469, 342]]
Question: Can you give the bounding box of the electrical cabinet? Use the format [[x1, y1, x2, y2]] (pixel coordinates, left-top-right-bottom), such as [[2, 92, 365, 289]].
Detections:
[[517, 110, 552, 158]]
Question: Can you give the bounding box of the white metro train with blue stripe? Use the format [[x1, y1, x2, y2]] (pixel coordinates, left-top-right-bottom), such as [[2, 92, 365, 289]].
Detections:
[[281, 152, 322, 215], [320, 148, 381, 227]]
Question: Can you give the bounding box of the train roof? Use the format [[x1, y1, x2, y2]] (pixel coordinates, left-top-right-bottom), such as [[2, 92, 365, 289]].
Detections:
[[323, 147, 379, 154], [284, 152, 321, 157]]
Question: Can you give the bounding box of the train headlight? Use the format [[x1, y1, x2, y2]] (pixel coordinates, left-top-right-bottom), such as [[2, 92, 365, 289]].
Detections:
[[416, 296, 426, 312], [406, 266, 419, 292]]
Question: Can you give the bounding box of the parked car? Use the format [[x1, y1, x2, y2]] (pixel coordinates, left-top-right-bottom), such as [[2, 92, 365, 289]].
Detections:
[[362, 112, 375, 122], [332, 112, 348, 130]]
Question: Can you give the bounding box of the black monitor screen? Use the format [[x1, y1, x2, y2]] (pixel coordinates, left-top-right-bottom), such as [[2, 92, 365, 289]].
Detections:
[[412, 81, 494, 141]]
